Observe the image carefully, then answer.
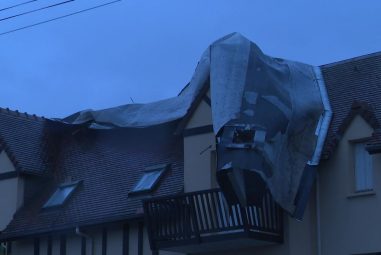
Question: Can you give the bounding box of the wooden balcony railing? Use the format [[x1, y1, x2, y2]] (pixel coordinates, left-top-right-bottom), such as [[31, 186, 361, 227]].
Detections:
[[144, 188, 283, 251]]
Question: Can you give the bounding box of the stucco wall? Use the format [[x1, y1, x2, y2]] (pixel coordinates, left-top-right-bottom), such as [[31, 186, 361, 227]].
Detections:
[[319, 115, 381, 255], [184, 133, 216, 192], [107, 226, 123, 255], [0, 178, 24, 231], [12, 239, 33, 255], [67, 235, 81, 255], [184, 93, 216, 192], [10, 224, 184, 255], [186, 100, 212, 129], [0, 151, 16, 174], [39, 237, 48, 255], [0, 151, 23, 231]]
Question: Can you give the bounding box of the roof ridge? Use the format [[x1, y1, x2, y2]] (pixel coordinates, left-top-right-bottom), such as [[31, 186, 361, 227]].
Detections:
[[0, 107, 45, 121], [320, 51, 381, 68]]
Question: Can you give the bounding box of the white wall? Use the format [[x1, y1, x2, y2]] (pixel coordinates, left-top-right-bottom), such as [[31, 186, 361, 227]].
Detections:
[[319, 115, 381, 255], [0, 151, 16, 174], [11, 224, 184, 255], [0, 151, 23, 231], [184, 92, 217, 192]]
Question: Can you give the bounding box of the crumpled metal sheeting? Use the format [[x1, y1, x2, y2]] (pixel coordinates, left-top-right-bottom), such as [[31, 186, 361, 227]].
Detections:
[[266, 61, 324, 214], [59, 32, 328, 217], [209, 33, 324, 215], [209, 33, 252, 134]]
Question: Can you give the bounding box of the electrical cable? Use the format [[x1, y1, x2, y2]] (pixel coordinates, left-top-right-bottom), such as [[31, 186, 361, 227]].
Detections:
[[0, 0, 122, 37], [0, 0, 75, 22], [0, 0, 37, 12]]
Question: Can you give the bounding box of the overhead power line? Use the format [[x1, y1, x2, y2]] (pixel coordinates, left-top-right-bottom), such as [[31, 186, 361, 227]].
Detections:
[[0, 0, 122, 37], [0, 0, 37, 12], [0, 0, 75, 22]]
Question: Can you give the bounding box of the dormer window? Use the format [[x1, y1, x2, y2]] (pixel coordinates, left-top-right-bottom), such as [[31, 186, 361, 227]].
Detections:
[[131, 164, 169, 193], [43, 181, 81, 208], [354, 143, 373, 192]]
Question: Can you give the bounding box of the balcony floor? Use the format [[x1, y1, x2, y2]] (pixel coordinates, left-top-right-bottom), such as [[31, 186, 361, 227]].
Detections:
[[160, 231, 281, 254]]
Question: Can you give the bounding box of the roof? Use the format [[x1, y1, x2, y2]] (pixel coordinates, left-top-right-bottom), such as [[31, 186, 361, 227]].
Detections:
[[320, 51, 381, 159], [0, 108, 49, 175], [1, 121, 183, 240], [1, 50, 381, 240]]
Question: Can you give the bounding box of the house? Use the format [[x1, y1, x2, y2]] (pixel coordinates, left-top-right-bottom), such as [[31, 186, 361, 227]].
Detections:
[[0, 33, 380, 255]]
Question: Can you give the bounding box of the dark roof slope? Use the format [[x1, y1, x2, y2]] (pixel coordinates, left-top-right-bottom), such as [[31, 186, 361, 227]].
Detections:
[[0, 108, 49, 175], [1, 121, 183, 240], [321, 52, 381, 158]]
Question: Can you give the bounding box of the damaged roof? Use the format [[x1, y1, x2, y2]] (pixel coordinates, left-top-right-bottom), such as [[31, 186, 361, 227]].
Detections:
[[0, 44, 381, 240]]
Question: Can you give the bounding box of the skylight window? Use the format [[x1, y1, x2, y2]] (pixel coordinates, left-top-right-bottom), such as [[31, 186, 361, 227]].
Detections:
[[131, 164, 169, 193], [43, 182, 80, 208]]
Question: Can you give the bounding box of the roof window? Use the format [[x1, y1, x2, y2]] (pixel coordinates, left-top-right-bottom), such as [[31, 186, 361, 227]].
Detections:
[[131, 164, 169, 193], [43, 181, 81, 208]]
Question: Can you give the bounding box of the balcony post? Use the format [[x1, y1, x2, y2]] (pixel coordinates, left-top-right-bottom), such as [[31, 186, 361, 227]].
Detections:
[[239, 205, 250, 233], [189, 195, 201, 243]]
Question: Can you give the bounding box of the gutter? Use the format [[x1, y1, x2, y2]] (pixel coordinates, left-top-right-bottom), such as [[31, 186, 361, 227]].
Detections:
[[311, 66, 332, 255], [308, 66, 333, 166], [75, 227, 93, 255], [0, 214, 144, 242]]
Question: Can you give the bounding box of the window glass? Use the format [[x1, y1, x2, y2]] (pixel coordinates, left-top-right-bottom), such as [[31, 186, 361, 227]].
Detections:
[[354, 143, 373, 192], [44, 183, 78, 208], [133, 169, 164, 192]]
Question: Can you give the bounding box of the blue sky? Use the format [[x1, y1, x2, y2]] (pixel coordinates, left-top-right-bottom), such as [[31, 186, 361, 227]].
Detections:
[[1, 0, 380, 118]]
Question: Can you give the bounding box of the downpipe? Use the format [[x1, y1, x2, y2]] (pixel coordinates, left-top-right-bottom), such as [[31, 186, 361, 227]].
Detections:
[[75, 227, 94, 255], [1, 243, 7, 255], [316, 172, 321, 255], [311, 66, 329, 255]]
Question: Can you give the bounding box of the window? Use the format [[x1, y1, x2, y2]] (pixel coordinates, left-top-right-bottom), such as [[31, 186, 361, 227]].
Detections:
[[131, 164, 168, 193], [354, 143, 373, 192], [233, 128, 254, 144], [43, 182, 80, 208]]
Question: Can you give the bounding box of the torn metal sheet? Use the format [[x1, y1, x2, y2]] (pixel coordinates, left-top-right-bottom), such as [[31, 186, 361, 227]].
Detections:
[[59, 32, 331, 219], [211, 33, 330, 219]]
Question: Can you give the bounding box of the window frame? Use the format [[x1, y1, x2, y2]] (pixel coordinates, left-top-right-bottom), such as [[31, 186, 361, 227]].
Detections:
[[351, 140, 374, 193], [43, 181, 82, 209], [130, 164, 169, 195]]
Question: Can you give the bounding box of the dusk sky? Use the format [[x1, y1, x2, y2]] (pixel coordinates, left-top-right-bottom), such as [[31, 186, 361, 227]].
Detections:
[[1, 0, 380, 118]]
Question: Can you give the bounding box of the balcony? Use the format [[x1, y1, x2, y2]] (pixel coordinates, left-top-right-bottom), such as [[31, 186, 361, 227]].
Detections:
[[144, 188, 283, 253]]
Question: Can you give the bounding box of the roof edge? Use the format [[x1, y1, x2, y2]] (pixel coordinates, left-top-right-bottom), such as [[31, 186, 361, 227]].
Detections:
[[320, 51, 381, 68], [174, 77, 210, 135], [0, 214, 144, 242], [0, 107, 45, 122], [322, 101, 380, 160]]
